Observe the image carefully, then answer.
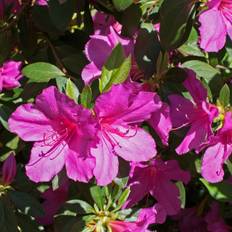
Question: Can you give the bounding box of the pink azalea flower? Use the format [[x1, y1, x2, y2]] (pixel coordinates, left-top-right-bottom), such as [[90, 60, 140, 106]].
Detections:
[[169, 71, 218, 154], [8, 86, 97, 183], [124, 159, 190, 222], [1, 153, 17, 185], [121, 81, 172, 146], [81, 27, 133, 84], [202, 111, 232, 183], [36, 178, 69, 225], [205, 202, 230, 232], [0, 60, 22, 92], [36, 0, 48, 6], [91, 83, 157, 186], [109, 207, 156, 232], [199, 0, 232, 52], [93, 12, 122, 35]]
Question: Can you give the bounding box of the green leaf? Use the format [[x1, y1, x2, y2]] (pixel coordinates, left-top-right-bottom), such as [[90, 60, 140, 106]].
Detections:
[[90, 186, 105, 210], [159, 0, 196, 50], [219, 84, 230, 107], [17, 214, 40, 232], [81, 85, 92, 108], [65, 79, 79, 103], [112, 188, 130, 212], [182, 60, 220, 83], [0, 196, 18, 232], [62, 199, 95, 215], [99, 44, 131, 93], [200, 178, 232, 202], [9, 191, 44, 217], [0, 104, 11, 130], [22, 62, 65, 83], [112, 0, 133, 11], [56, 76, 67, 92], [176, 181, 186, 208]]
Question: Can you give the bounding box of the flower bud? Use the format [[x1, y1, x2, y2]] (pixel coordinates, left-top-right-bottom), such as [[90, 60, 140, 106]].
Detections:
[[2, 153, 17, 185]]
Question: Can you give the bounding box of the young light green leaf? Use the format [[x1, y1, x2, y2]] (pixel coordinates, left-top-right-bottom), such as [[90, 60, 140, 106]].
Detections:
[[182, 60, 219, 83], [23, 62, 65, 83], [200, 178, 232, 202], [99, 44, 131, 93], [90, 186, 105, 210], [65, 79, 79, 103], [81, 85, 92, 108], [176, 181, 186, 208], [219, 84, 230, 107]]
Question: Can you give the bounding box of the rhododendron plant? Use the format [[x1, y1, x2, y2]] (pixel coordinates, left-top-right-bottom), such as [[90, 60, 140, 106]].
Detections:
[[0, 0, 232, 231]]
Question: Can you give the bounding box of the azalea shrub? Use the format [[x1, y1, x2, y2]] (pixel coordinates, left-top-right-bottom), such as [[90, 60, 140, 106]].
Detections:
[[1, 0, 232, 231]]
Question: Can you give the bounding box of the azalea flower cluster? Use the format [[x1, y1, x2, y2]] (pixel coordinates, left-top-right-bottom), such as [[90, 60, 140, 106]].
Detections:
[[0, 0, 232, 231]]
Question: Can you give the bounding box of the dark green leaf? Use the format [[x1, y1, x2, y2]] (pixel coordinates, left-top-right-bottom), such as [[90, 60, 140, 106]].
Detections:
[[0, 197, 18, 232], [17, 214, 40, 232], [9, 191, 44, 217], [135, 23, 161, 77], [112, 0, 133, 11], [159, 0, 196, 50], [23, 62, 65, 83]]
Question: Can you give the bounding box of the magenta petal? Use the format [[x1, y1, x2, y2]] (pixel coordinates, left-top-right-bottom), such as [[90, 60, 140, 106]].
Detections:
[[199, 9, 227, 52], [92, 135, 119, 186], [124, 164, 155, 208], [25, 141, 66, 183], [113, 126, 156, 162], [183, 71, 207, 103], [151, 178, 181, 216], [149, 102, 172, 145], [175, 120, 210, 154], [169, 95, 194, 128], [8, 103, 53, 142], [160, 160, 190, 184], [201, 143, 229, 183], [2, 153, 17, 185], [95, 84, 155, 124], [65, 151, 95, 182], [81, 62, 101, 85], [84, 35, 112, 67]]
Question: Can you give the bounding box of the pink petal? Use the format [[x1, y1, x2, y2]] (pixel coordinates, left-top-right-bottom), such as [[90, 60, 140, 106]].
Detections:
[[199, 9, 227, 52], [201, 143, 228, 183], [169, 95, 194, 128], [92, 135, 119, 186], [84, 35, 112, 67], [151, 177, 181, 216], [113, 126, 156, 162], [124, 164, 155, 208], [25, 141, 66, 183], [183, 71, 207, 103], [175, 120, 210, 154], [65, 151, 95, 182], [8, 103, 53, 142], [149, 101, 172, 145], [81, 62, 101, 85]]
